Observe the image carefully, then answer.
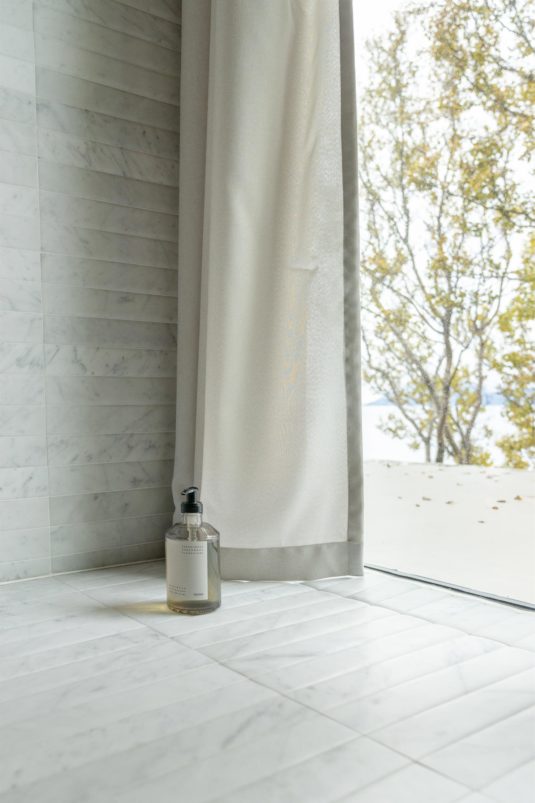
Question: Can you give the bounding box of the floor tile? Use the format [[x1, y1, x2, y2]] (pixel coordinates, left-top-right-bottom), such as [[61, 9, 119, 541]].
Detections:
[[335, 762, 468, 803], [252, 621, 459, 691], [211, 737, 408, 803], [290, 635, 499, 712], [0, 562, 533, 803], [482, 759, 535, 803], [373, 668, 535, 759], [422, 705, 535, 788], [328, 646, 535, 734]]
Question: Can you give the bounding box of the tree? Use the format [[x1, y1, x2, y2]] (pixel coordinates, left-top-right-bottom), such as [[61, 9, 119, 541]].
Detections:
[[359, 0, 534, 465]]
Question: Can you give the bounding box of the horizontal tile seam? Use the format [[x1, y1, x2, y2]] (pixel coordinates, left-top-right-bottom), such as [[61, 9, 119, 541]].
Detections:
[[36, 119, 178, 162], [43, 316, 177, 327], [0, 176, 37, 192], [36, 186, 178, 219], [36, 2, 181, 54], [51, 511, 172, 527], [111, 0, 181, 26], [49, 457, 174, 467], [40, 218, 178, 243], [41, 226, 178, 247], [0, 48, 35, 68], [35, 96, 179, 135], [51, 513, 173, 527], [34, 31, 181, 81], [43, 288, 178, 302], [37, 66, 180, 112], [49, 479, 172, 493], [42, 283, 178, 299], [36, 64, 180, 110], [0, 84, 35, 104], [38, 160, 179, 200], [48, 458, 176, 470], [51, 540, 166, 559], [40, 252, 177, 272], [370, 680, 535, 761], [39, 190, 178, 219], [38, 162, 178, 192]]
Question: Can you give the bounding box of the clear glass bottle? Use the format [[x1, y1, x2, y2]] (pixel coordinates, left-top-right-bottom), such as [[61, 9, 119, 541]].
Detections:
[[165, 486, 221, 614]]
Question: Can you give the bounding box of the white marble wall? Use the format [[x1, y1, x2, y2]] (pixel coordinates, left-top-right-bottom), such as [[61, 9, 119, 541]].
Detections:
[[0, 0, 180, 580]]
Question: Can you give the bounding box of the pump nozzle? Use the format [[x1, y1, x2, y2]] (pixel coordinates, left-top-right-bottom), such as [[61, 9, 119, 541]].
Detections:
[[180, 486, 203, 513]]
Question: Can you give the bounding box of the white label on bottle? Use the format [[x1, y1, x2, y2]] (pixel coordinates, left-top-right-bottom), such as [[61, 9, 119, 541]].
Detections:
[[166, 539, 208, 601]]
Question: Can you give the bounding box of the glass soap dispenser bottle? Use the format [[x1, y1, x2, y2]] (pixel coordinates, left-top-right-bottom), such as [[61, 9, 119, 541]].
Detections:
[[165, 486, 221, 614]]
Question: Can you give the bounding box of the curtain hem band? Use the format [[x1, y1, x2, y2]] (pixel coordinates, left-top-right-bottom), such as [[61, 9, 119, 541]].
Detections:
[[221, 542, 363, 581]]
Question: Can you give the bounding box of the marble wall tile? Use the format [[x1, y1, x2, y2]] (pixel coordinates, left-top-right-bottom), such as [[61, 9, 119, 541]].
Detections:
[[0, 22, 34, 62], [46, 404, 175, 436], [40, 193, 178, 242], [0, 86, 35, 124], [44, 345, 176, 377], [0, 213, 40, 250], [47, 432, 175, 466], [0, 557, 51, 582], [51, 541, 165, 573], [41, 255, 178, 297], [37, 102, 180, 158], [0, 343, 44, 373], [39, 162, 178, 213], [0, 0, 33, 31], [0, 184, 39, 218], [0, 312, 43, 343], [36, 0, 180, 49], [44, 286, 177, 324], [0, 151, 38, 186], [0, 247, 40, 282], [0, 374, 45, 405], [50, 514, 171, 554], [0, 406, 45, 436], [48, 459, 173, 496], [0, 466, 46, 501], [44, 317, 176, 350], [0, 278, 42, 312], [41, 222, 177, 267], [37, 70, 179, 131], [0, 53, 35, 95], [49, 486, 173, 526], [38, 129, 179, 186], [46, 376, 176, 406], [0, 119, 36, 155], [0, 465, 48, 499], [34, 36, 179, 105], [0, 527, 50, 560], [0, 436, 47, 468], [115, 0, 180, 24], [0, 497, 49, 531], [33, 6, 180, 75], [0, 0, 180, 581]]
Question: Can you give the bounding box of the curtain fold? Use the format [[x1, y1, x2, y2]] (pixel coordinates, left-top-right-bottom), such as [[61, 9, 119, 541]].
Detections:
[[174, 0, 363, 580]]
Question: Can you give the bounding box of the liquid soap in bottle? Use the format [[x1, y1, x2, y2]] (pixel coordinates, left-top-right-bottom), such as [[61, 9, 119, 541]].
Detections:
[[165, 486, 221, 614]]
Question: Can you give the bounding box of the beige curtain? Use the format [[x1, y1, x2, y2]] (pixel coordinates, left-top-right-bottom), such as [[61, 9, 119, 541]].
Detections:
[[174, 0, 363, 580]]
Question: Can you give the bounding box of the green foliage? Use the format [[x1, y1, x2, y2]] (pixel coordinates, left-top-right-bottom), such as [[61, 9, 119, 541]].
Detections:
[[359, 0, 534, 466]]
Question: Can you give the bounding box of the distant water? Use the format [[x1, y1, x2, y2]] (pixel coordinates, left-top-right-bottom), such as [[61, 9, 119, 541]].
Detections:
[[362, 404, 513, 465]]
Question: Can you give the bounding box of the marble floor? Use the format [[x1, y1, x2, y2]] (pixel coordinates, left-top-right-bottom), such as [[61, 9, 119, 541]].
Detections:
[[0, 562, 534, 803]]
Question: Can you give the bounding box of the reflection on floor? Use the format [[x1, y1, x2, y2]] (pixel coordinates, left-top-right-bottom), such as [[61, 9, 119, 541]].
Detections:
[[364, 460, 535, 606], [0, 561, 534, 802]]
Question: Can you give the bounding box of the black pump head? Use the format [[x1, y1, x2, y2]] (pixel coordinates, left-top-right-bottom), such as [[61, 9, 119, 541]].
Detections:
[[181, 486, 203, 513]]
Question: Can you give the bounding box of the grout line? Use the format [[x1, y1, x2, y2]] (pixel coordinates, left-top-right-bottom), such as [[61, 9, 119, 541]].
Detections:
[[36, 0, 181, 54], [365, 698, 535, 771], [30, 0, 53, 588], [365, 564, 535, 611]]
